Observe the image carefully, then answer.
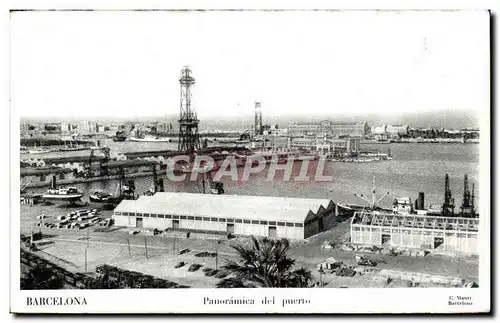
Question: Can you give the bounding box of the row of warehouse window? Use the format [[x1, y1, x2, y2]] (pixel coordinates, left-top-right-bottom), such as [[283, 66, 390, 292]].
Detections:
[[352, 225, 478, 232], [353, 227, 477, 238], [114, 212, 303, 227]]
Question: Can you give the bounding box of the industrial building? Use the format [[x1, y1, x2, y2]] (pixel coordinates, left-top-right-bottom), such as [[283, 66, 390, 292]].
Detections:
[[288, 120, 368, 138], [350, 212, 479, 254], [113, 192, 343, 239], [370, 124, 409, 139], [290, 137, 360, 156]]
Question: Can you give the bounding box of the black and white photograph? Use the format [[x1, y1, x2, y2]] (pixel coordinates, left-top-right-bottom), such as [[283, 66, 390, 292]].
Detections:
[[9, 7, 490, 314]]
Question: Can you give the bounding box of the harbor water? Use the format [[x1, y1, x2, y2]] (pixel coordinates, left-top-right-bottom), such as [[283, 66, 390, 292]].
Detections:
[[24, 141, 480, 211]]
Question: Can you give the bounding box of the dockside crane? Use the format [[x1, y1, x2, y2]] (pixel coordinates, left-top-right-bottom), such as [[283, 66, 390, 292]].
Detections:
[[99, 147, 111, 176], [82, 146, 111, 178], [118, 165, 136, 200], [20, 180, 32, 194], [83, 149, 95, 178], [143, 163, 164, 196]]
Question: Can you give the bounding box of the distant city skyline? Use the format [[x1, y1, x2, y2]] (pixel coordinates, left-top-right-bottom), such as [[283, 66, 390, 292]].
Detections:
[[20, 108, 479, 131], [11, 11, 488, 122]]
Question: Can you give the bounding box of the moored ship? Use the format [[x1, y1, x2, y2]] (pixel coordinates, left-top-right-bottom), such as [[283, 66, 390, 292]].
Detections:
[[42, 187, 83, 201], [128, 135, 171, 142], [41, 175, 83, 202], [128, 130, 170, 142], [89, 190, 115, 202], [113, 131, 128, 142]]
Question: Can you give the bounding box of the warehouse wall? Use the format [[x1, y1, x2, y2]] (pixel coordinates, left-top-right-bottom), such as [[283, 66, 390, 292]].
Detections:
[[304, 207, 337, 239], [350, 224, 478, 254], [112, 213, 305, 239]]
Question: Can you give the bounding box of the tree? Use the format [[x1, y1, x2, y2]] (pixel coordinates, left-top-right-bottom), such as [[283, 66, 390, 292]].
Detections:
[[21, 264, 64, 290], [217, 236, 312, 288]]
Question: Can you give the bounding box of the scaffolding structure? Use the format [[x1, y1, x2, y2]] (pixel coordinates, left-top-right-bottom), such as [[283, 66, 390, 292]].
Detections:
[[350, 212, 479, 254]]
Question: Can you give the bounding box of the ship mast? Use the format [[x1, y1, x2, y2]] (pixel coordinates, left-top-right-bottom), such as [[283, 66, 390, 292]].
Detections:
[[354, 175, 390, 210]]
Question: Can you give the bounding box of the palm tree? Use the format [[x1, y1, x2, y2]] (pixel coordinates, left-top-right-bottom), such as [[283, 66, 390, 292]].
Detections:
[[217, 236, 312, 288], [21, 264, 64, 290]]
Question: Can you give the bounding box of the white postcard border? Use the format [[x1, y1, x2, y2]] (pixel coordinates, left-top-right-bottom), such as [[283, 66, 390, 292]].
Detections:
[[8, 2, 492, 315]]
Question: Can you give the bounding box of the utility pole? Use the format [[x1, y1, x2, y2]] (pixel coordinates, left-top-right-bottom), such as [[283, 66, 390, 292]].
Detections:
[[144, 236, 148, 259], [215, 240, 221, 270], [84, 248, 88, 272], [127, 238, 131, 256], [319, 268, 324, 287], [215, 249, 218, 270], [86, 226, 90, 248]]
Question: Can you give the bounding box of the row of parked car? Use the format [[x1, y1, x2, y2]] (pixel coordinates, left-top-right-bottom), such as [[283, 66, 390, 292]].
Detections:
[[36, 208, 114, 230]]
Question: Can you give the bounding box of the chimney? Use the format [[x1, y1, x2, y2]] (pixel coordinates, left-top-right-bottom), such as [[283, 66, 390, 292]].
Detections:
[[51, 175, 57, 190]]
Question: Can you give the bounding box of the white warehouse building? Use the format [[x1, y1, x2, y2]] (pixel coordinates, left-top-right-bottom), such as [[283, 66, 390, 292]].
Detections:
[[113, 192, 341, 240]]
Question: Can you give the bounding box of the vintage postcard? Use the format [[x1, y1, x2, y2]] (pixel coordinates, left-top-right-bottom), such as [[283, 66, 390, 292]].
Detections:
[[9, 8, 490, 314]]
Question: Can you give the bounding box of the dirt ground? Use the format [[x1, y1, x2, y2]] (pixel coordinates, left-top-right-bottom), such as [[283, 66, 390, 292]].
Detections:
[[20, 204, 479, 288]]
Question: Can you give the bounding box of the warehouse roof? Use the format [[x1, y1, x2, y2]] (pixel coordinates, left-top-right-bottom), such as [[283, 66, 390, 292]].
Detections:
[[114, 192, 333, 223]]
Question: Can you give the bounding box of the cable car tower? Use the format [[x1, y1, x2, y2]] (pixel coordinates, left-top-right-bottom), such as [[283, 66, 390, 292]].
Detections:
[[178, 66, 201, 155]]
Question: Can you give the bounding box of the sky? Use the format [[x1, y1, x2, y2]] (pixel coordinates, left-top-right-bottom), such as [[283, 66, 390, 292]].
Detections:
[[10, 10, 489, 123]]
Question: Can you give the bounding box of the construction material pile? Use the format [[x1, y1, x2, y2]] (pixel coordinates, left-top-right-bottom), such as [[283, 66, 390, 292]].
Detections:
[[87, 264, 187, 289], [334, 266, 357, 277]]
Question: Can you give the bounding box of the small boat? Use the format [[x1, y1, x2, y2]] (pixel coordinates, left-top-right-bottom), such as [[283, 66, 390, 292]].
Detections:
[[113, 136, 127, 142], [89, 190, 114, 202], [113, 130, 128, 142], [60, 146, 90, 152], [42, 176, 83, 202], [128, 136, 171, 142], [42, 187, 83, 201], [28, 143, 51, 154], [28, 149, 51, 154]]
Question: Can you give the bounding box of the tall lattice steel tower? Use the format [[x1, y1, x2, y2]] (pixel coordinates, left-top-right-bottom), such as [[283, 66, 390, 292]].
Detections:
[[254, 101, 263, 135], [178, 66, 201, 154]]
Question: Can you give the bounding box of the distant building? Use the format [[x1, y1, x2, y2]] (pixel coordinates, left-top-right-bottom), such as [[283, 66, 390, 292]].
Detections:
[[290, 137, 360, 156], [60, 122, 72, 133], [20, 122, 30, 135], [156, 122, 167, 133], [370, 124, 409, 139], [288, 120, 368, 138], [78, 121, 97, 134], [44, 123, 62, 133], [371, 125, 387, 134], [387, 125, 409, 136], [78, 121, 90, 133], [288, 122, 323, 137], [330, 122, 369, 137]]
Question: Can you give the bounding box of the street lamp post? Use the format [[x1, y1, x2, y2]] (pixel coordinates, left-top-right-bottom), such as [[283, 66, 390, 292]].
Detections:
[[215, 240, 222, 270], [318, 267, 325, 288]]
